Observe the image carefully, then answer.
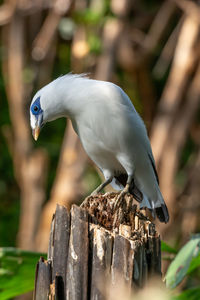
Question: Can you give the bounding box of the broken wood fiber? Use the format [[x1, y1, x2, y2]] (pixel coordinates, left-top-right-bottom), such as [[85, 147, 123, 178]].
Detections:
[[34, 193, 162, 300]]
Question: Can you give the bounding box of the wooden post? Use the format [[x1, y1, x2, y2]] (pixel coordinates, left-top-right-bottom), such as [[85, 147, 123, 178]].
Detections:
[[34, 193, 161, 300]]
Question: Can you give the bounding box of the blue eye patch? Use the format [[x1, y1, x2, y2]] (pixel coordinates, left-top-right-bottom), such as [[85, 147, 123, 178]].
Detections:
[[31, 97, 43, 115]]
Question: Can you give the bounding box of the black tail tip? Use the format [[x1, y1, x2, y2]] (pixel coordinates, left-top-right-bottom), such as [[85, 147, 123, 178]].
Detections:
[[155, 204, 169, 223]]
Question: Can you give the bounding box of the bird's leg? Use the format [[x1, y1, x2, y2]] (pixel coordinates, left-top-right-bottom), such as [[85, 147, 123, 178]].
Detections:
[[114, 174, 133, 210], [80, 176, 113, 207], [90, 176, 113, 196]]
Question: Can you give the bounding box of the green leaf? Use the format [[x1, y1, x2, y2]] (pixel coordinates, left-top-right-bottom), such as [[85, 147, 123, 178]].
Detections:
[[165, 234, 200, 289], [0, 247, 46, 300], [161, 241, 177, 254], [187, 253, 200, 275], [172, 287, 200, 300]]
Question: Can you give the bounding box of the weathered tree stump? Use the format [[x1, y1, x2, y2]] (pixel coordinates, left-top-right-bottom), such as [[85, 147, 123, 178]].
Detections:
[[34, 193, 161, 300]]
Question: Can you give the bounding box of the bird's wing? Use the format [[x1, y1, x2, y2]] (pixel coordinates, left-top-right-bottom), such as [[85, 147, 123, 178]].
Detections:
[[147, 153, 159, 184]]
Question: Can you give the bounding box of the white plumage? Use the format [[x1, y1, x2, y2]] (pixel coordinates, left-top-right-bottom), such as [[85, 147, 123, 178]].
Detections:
[[30, 74, 169, 223]]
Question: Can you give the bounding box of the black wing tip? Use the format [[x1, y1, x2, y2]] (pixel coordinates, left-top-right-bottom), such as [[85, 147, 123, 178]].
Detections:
[[155, 204, 169, 223], [148, 153, 159, 185]]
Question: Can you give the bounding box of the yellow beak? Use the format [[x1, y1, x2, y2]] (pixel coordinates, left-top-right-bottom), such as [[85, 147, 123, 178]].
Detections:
[[32, 126, 40, 141]]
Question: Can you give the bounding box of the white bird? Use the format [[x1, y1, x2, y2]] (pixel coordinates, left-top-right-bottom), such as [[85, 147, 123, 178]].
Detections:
[[30, 74, 169, 223]]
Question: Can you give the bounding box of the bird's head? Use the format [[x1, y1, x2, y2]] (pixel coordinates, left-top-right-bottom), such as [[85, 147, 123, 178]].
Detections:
[[30, 78, 68, 141], [30, 74, 88, 140], [30, 95, 44, 141]]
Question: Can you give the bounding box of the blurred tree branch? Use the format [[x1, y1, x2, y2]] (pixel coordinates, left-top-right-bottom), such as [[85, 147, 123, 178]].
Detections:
[[150, 16, 199, 165], [2, 12, 48, 250], [179, 149, 200, 243], [156, 62, 200, 237]]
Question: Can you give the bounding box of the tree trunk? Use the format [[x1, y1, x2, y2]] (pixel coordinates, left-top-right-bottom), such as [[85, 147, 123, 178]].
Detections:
[[34, 193, 161, 300]]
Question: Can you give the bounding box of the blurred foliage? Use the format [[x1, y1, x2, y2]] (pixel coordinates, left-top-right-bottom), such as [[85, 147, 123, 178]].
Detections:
[[165, 235, 200, 288], [173, 287, 200, 300], [0, 248, 46, 299], [0, 71, 20, 247], [161, 241, 177, 255], [165, 235, 200, 300]]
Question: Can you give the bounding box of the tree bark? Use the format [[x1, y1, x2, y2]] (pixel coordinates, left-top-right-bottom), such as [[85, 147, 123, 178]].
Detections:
[[34, 193, 161, 300]]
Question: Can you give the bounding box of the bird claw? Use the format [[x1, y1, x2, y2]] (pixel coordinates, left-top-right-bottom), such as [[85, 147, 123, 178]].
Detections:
[[113, 195, 123, 211], [80, 195, 92, 208], [113, 191, 127, 211], [112, 198, 125, 228], [80, 190, 100, 207], [90, 191, 98, 197], [113, 184, 130, 211]]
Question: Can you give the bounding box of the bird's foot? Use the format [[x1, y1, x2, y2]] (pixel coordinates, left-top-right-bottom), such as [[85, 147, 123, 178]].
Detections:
[[80, 190, 102, 208], [80, 194, 96, 208], [112, 205, 124, 229], [80, 196, 89, 208], [112, 184, 131, 228], [90, 191, 98, 197], [80, 189, 101, 208], [113, 191, 125, 211], [113, 184, 130, 211], [104, 191, 115, 197]]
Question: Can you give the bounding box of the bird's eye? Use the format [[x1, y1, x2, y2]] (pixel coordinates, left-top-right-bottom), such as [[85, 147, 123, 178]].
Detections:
[[31, 96, 42, 115]]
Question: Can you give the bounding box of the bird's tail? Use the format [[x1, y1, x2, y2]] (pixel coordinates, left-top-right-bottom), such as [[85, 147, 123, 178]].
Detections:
[[128, 176, 169, 223], [140, 190, 169, 223], [155, 204, 169, 223], [112, 174, 169, 223]]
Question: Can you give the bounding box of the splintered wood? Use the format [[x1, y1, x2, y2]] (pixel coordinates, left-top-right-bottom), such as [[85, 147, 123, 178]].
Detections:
[[34, 194, 161, 300]]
